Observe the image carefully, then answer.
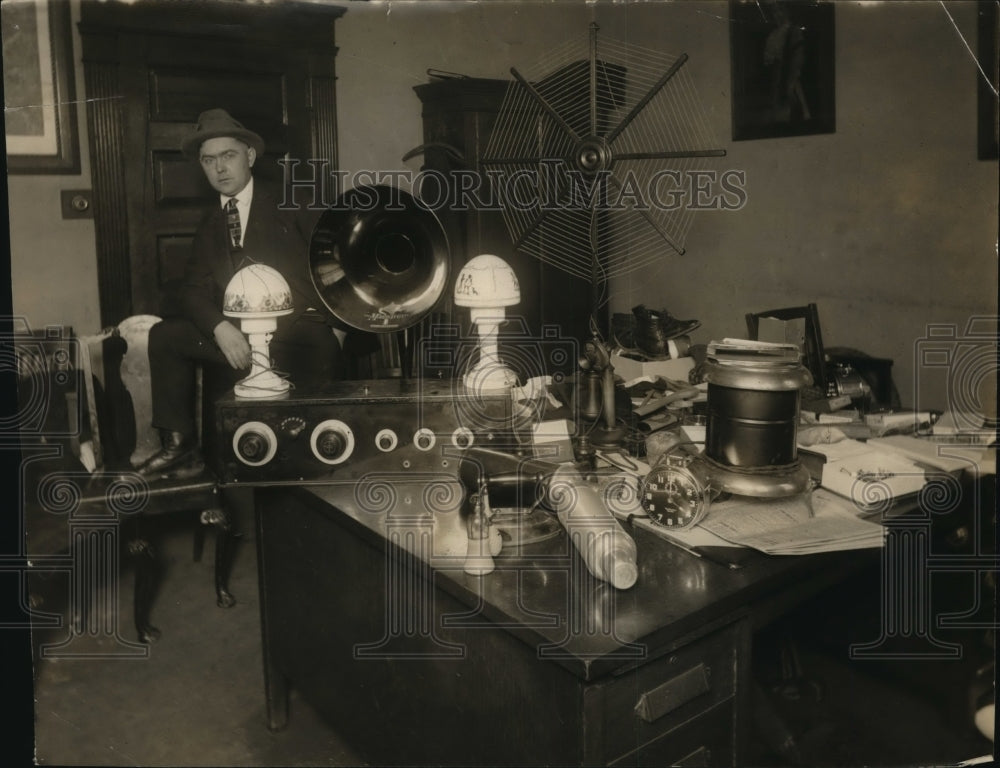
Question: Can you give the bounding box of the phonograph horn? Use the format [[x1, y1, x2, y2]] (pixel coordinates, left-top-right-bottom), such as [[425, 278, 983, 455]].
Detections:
[[309, 185, 450, 333]]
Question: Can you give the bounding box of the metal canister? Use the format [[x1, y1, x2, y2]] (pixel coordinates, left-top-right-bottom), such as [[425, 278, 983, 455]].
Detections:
[[703, 358, 812, 470]]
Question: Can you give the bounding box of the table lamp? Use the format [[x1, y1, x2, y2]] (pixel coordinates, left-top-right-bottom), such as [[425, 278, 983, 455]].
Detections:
[[223, 263, 293, 398], [454, 254, 520, 392]]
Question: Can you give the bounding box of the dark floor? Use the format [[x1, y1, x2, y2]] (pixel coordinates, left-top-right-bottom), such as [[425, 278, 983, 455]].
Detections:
[[14, 511, 997, 768]]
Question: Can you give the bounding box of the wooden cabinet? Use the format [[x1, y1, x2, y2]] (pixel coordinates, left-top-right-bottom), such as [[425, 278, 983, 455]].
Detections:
[[78, 1, 344, 326]]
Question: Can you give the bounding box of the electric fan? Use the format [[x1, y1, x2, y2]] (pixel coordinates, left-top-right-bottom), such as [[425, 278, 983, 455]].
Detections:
[[482, 23, 726, 317], [482, 24, 726, 447]]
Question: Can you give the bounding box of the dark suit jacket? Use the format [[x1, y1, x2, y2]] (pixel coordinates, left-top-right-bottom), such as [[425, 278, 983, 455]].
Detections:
[[178, 182, 326, 339]]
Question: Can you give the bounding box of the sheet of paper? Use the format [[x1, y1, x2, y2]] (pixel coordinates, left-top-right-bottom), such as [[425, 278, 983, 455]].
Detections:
[[698, 489, 884, 554]]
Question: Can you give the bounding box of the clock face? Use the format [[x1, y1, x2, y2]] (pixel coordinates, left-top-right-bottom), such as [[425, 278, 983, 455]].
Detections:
[[640, 465, 708, 528]]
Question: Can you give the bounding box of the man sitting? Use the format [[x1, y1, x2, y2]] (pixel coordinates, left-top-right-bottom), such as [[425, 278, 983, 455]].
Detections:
[[138, 108, 343, 476]]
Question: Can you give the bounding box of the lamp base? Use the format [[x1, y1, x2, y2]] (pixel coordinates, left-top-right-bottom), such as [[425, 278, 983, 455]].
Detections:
[[234, 369, 291, 400], [463, 362, 518, 393]]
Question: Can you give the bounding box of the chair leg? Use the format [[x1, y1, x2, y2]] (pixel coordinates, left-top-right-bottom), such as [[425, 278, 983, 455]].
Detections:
[[129, 537, 162, 644], [192, 521, 206, 563], [200, 507, 237, 608]]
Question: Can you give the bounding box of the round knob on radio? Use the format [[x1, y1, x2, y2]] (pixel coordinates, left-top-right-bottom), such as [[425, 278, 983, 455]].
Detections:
[[232, 421, 278, 467], [310, 419, 355, 465], [315, 429, 346, 461], [451, 427, 475, 449], [237, 431, 270, 462], [413, 428, 436, 452], [375, 428, 398, 452]]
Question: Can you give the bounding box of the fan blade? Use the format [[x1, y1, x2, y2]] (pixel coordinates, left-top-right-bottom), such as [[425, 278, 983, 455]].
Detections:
[[605, 53, 689, 145], [608, 175, 686, 257], [510, 67, 582, 144], [637, 208, 686, 256], [615, 149, 727, 161], [513, 206, 556, 251], [481, 156, 548, 165]]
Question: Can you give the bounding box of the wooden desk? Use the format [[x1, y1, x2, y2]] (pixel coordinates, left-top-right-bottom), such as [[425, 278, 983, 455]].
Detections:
[[253, 476, 876, 767]]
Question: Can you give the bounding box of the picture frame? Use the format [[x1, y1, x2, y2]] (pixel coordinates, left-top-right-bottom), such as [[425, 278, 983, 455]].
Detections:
[[978, 0, 999, 160], [729, 0, 836, 141], [3, 0, 80, 174]]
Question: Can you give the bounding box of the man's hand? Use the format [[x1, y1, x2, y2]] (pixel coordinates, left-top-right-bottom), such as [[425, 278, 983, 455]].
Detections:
[[214, 321, 251, 370]]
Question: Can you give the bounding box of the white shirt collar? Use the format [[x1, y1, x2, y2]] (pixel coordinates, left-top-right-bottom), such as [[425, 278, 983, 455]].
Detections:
[[220, 177, 254, 210]]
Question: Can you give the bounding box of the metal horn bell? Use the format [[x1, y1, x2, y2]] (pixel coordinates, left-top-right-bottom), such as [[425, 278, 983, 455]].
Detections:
[[309, 185, 450, 333]]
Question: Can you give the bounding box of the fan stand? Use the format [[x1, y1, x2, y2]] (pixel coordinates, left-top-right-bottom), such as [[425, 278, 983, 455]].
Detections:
[[580, 327, 627, 449], [576, 206, 626, 449]]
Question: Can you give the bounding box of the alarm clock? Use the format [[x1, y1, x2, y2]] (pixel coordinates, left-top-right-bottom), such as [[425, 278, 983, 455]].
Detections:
[[639, 448, 714, 528]]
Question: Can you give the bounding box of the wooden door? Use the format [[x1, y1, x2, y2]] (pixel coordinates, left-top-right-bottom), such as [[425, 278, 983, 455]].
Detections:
[[79, 1, 344, 326]]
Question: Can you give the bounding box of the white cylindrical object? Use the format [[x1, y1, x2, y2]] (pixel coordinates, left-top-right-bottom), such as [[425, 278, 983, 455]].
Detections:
[[545, 466, 638, 590]]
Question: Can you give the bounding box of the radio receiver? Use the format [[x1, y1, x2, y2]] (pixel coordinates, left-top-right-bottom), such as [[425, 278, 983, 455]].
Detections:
[[214, 184, 515, 485]]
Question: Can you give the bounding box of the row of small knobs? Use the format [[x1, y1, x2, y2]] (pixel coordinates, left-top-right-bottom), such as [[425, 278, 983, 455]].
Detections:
[[233, 420, 474, 466]]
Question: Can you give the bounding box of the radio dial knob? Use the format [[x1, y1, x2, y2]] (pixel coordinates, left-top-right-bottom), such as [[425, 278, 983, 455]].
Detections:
[[316, 429, 347, 460], [310, 419, 355, 465], [374, 428, 398, 453], [413, 429, 436, 451], [237, 431, 270, 462], [232, 421, 278, 467]]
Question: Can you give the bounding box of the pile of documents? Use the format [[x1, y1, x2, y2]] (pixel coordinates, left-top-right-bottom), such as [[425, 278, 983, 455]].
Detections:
[[798, 437, 928, 511], [597, 469, 885, 560], [706, 337, 801, 364], [697, 490, 885, 554]]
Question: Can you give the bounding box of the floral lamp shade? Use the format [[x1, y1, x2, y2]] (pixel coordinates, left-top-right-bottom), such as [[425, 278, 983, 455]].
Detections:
[[223, 264, 294, 319]]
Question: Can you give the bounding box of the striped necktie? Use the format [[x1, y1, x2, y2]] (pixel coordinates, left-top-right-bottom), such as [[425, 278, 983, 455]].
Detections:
[[225, 197, 242, 251]]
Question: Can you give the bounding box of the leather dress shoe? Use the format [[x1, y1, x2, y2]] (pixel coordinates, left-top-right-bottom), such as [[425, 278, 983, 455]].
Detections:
[[632, 305, 701, 356], [135, 430, 198, 477]]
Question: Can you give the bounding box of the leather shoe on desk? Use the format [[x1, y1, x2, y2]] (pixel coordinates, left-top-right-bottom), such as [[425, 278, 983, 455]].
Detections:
[[135, 430, 198, 477]]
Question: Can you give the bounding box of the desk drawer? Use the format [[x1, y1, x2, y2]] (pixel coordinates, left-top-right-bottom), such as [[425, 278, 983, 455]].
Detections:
[[595, 623, 740, 764], [608, 698, 735, 767]]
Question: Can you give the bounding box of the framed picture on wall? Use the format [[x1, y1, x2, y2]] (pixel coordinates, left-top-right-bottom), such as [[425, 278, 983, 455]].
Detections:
[[979, 0, 999, 160], [729, 0, 836, 141], [3, 0, 80, 174]]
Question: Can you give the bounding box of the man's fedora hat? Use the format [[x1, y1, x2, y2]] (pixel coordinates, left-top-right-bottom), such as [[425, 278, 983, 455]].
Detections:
[[182, 108, 265, 159]]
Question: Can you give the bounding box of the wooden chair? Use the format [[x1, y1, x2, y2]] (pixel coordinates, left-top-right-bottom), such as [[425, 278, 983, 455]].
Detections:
[[77, 315, 236, 643]]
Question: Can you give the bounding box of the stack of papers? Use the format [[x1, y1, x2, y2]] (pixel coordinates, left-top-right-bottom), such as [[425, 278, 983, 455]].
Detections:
[[698, 490, 885, 554], [595, 469, 884, 559], [869, 435, 996, 478], [707, 338, 801, 364], [798, 437, 928, 510]]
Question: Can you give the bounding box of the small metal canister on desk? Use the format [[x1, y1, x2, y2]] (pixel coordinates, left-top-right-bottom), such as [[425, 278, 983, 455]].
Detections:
[[700, 342, 814, 498]]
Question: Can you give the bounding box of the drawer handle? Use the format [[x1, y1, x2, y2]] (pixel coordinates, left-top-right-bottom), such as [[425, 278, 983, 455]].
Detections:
[[634, 663, 711, 723]]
